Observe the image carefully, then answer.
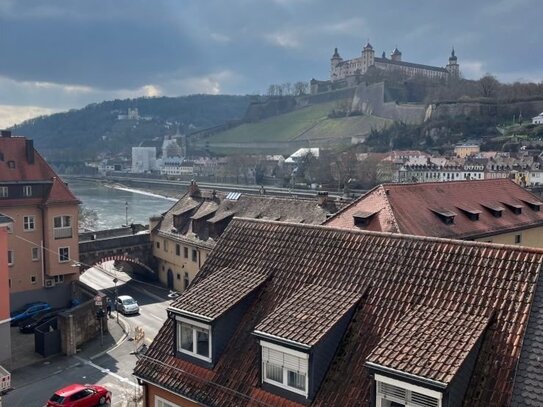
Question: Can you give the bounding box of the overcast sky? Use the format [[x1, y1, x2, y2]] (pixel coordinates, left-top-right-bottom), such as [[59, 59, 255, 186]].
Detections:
[[1, 0, 542, 128]]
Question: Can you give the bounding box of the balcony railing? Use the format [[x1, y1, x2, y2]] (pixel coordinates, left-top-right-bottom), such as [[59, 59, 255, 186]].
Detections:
[[54, 226, 72, 239]]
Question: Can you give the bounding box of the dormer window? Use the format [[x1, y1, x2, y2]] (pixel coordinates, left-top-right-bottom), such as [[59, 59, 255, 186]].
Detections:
[[23, 185, 32, 197], [261, 341, 308, 397], [458, 207, 481, 221], [481, 204, 504, 218], [521, 199, 543, 211], [502, 202, 523, 215], [176, 317, 211, 362], [430, 209, 456, 225], [353, 210, 378, 227]]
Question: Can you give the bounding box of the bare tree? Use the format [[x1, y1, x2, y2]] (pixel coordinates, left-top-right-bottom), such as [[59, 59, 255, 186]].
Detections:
[[478, 74, 500, 98], [294, 81, 309, 96]]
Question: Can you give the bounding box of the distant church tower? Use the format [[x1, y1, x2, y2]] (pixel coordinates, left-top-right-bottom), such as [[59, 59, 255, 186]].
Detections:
[[330, 48, 343, 81], [446, 48, 460, 78]]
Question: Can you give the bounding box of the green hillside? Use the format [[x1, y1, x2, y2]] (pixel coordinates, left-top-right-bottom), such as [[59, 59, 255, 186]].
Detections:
[[201, 102, 393, 154]]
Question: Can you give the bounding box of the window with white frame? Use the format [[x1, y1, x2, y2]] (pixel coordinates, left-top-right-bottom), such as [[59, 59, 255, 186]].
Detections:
[[23, 185, 32, 197], [53, 215, 72, 239], [176, 317, 211, 362], [375, 374, 442, 407], [7, 250, 14, 266], [261, 341, 309, 397], [0, 186, 7, 198], [23, 215, 35, 231], [31, 247, 40, 261], [155, 396, 181, 407], [58, 247, 70, 263]]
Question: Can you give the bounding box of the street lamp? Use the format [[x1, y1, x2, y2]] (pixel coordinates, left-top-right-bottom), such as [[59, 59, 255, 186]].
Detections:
[[125, 201, 128, 227]]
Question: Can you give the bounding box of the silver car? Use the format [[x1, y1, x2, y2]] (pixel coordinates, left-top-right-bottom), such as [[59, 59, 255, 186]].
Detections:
[[116, 295, 139, 315]]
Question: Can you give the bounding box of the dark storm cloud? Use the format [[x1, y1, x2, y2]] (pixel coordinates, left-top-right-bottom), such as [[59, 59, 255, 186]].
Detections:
[[0, 0, 542, 126]]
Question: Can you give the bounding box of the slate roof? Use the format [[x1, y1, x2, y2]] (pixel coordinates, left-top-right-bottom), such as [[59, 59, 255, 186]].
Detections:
[[254, 284, 363, 347], [0, 135, 79, 206], [366, 305, 491, 385], [135, 219, 543, 407], [170, 267, 269, 321], [374, 57, 449, 73], [325, 179, 543, 239]]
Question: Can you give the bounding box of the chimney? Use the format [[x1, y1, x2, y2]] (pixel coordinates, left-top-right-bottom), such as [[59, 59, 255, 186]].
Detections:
[[26, 139, 34, 164], [188, 180, 201, 197], [1, 130, 11, 138], [317, 191, 329, 206]]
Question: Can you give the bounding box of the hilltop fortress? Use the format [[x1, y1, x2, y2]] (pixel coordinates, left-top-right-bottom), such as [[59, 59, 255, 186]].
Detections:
[[311, 42, 460, 94]]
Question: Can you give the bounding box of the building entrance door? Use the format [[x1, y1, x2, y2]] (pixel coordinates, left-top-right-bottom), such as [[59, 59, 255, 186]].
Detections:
[[167, 269, 174, 289]]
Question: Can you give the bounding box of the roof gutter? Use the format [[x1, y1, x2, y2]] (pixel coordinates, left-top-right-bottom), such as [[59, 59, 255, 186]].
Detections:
[[167, 307, 212, 323], [253, 330, 311, 351], [134, 375, 207, 407], [458, 219, 543, 240], [365, 361, 448, 390]]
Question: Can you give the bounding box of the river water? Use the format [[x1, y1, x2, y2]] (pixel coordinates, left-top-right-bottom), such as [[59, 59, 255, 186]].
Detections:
[[65, 178, 176, 230]]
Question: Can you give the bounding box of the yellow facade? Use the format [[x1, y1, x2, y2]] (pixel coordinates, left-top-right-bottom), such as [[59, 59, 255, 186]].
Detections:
[[475, 226, 543, 247], [454, 145, 480, 158]]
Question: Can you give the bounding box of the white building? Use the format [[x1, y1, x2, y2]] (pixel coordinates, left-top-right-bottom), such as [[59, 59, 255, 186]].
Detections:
[[532, 113, 543, 124], [285, 148, 320, 164], [131, 147, 157, 173]]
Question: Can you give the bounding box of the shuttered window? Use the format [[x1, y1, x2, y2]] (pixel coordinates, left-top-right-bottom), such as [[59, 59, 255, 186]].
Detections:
[[261, 342, 309, 397], [376, 379, 441, 407]]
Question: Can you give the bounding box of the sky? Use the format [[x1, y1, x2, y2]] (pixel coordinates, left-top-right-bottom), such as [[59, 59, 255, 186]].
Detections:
[[0, 0, 542, 128]]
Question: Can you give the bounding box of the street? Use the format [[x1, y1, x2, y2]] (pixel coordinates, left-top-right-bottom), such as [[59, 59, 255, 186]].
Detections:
[[2, 264, 172, 407]]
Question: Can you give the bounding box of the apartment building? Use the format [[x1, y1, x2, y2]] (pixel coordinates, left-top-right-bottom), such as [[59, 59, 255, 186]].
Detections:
[[0, 131, 80, 309], [0, 213, 13, 365]]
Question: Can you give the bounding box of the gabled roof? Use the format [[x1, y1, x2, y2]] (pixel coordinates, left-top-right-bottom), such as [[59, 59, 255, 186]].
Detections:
[[44, 176, 80, 205], [170, 267, 269, 322], [366, 305, 491, 385], [254, 284, 363, 348], [325, 179, 543, 239], [135, 219, 543, 407]]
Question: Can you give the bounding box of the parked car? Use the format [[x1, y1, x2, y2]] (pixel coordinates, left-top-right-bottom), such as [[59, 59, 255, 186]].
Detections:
[[19, 309, 59, 334], [46, 384, 111, 406], [10, 302, 51, 326], [115, 295, 139, 315]]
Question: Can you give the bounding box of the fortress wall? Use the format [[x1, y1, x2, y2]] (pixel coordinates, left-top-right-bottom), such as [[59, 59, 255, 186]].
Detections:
[[430, 99, 543, 120]]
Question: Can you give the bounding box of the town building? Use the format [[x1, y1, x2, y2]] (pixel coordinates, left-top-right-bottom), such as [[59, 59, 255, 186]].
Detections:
[[131, 146, 157, 173], [454, 142, 480, 158], [326, 179, 543, 246], [134, 217, 543, 407], [0, 213, 13, 366], [0, 131, 81, 309], [149, 182, 340, 292]]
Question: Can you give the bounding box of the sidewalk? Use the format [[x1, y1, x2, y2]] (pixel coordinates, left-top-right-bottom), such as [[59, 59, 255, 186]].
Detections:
[[10, 316, 128, 389]]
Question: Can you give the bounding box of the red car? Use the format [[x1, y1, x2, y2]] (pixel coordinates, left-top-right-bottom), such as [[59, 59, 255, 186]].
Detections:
[[46, 384, 111, 406]]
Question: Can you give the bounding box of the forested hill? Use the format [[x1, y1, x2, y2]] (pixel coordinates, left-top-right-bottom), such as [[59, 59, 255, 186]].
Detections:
[[11, 94, 252, 160]]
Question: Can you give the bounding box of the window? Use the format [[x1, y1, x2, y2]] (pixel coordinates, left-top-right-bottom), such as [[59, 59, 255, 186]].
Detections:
[[184, 247, 188, 258], [176, 273, 180, 280], [31, 276, 36, 284], [0, 186, 7, 198], [176, 244, 181, 256], [58, 247, 69, 263], [515, 234, 522, 244], [53, 216, 72, 239], [23, 185, 32, 196], [375, 375, 442, 407], [163, 239, 169, 252], [261, 341, 309, 397], [156, 241, 160, 249], [53, 275, 64, 283], [23, 215, 35, 231], [184, 272, 190, 290], [31, 247, 40, 261], [155, 396, 181, 407], [8, 250, 14, 266], [176, 317, 211, 362], [192, 249, 197, 262]]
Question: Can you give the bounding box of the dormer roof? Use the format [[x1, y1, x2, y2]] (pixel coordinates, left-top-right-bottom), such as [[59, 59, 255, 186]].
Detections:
[[366, 305, 491, 385], [170, 267, 269, 322], [254, 284, 363, 348]]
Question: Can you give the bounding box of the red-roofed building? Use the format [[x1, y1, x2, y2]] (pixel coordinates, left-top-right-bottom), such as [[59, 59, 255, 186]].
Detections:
[[0, 130, 80, 310], [325, 179, 543, 246], [0, 213, 13, 366]]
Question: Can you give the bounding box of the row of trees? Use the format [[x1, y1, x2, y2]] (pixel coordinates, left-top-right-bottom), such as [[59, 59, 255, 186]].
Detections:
[[267, 81, 309, 97]]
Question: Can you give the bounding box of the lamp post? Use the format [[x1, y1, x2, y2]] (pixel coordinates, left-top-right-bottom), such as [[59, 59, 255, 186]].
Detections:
[[125, 201, 128, 227]]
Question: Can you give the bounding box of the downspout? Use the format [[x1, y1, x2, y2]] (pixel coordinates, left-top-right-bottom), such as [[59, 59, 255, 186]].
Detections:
[[41, 205, 47, 286]]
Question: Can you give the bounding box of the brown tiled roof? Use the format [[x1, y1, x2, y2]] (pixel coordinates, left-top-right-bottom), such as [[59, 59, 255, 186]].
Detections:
[[254, 284, 363, 347], [135, 219, 543, 407], [366, 305, 491, 384], [325, 179, 543, 239], [170, 267, 269, 321]]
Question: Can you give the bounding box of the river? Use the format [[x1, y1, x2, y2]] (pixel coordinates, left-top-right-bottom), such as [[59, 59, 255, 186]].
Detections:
[[65, 177, 176, 230]]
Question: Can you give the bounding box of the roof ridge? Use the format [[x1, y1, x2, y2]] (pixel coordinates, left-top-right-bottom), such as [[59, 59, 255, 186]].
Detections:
[[324, 184, 380, 223], [232, 217, 543, 255]]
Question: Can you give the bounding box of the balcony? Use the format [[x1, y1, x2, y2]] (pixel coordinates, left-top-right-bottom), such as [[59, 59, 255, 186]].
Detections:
[[54, 227, 72, 239]]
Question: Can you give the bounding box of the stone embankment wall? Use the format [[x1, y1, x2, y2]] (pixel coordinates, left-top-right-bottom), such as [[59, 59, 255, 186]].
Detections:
[[428, 98, 543, 121]]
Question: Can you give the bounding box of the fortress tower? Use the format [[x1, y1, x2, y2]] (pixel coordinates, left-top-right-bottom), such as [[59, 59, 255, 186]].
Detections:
[[330, 48, 343, 80], [446, 48, 460, 78], [391, 47, 402, 62]]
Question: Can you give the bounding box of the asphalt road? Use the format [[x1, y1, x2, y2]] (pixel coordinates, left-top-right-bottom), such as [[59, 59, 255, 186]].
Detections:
[[2, 265, 172, 407]]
